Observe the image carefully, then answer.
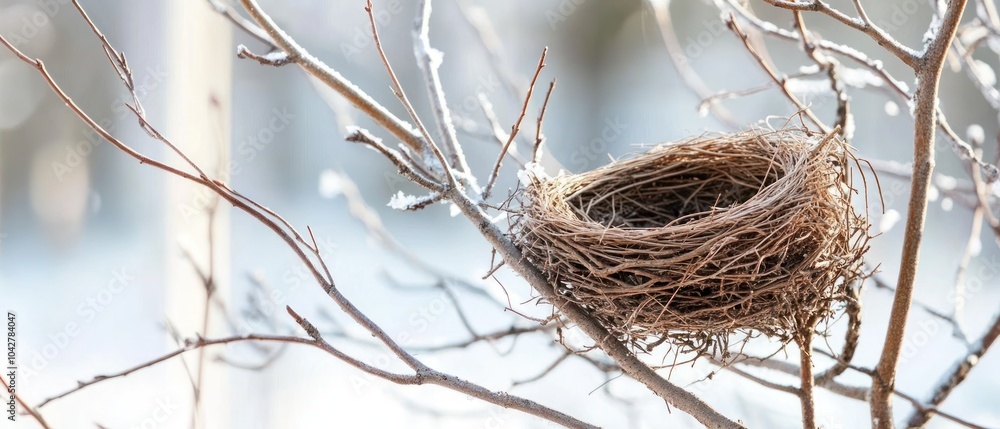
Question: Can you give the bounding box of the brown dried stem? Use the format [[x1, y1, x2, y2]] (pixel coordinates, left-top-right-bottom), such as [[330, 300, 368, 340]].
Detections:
[[237, 0, 428, 156], [0, 1, 749, 426], [760, 0, 920, 67], [0, 11, 596, 428], [1, 376, 51, 429], [483, 47, 548, 200], [362, 0, 456, 189], [872, 2, 968, 426], [533, 79, 556, 164], [905, 314, 1000, 427], [644, 0, 741, 128], [724, 353, 988, 429], [726, 16, 831, 133]]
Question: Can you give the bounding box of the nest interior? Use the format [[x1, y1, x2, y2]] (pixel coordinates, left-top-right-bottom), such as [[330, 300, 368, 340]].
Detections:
[[516, 128, 870, 352]]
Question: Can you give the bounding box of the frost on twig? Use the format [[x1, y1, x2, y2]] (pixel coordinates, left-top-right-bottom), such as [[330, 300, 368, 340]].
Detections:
[[236, 44, 291, 66], [387, 191, 441, 211]]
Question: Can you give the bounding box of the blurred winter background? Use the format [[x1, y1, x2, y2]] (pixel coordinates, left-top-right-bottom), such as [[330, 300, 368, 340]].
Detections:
[[1, 0, 998, 428]]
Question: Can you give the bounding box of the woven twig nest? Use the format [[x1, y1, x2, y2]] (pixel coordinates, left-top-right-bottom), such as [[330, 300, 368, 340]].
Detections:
[[516, 127, 870, 353]]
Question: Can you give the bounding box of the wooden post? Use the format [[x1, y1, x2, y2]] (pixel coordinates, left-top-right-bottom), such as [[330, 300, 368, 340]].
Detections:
[[165, 1, 232, 427]]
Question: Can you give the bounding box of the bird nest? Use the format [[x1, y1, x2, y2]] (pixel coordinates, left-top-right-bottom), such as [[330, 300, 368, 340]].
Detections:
[[515, 128, 871, 353]]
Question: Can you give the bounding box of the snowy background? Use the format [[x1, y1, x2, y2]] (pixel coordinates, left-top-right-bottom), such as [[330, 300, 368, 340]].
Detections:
[[1, 0, 999, 428]]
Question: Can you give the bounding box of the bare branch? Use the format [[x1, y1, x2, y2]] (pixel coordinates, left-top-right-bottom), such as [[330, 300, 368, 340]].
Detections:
[[907, 134, 1000, 426], [905, 311, 1000, 427], [236, 0, 429, 156], [1, 376, 52, 428], [483, 47, 548, 200], [477, 93, 527, 167], [414, 0, 474, 181], [814, 288, 862, 384], [644, 0, 742, 127], [725, 353, 988, 429], [725, 15, 831, 133], [760, 0, 920, 67], [236, 44, 290, 66], [362, 0, 456, 189], [206, 0, 273, 47], [410, 324, 556, 353], [792, 11, 850, 137], [533, 79, 556, 164], [284, 307, 600, 428], [344, 127, 445, 192], [872, 0, 969, 424], [796, 321, 818, 429], [447, 190, 745, 428], [724, 0, 1000, 181], [715, 360, 802, 396]]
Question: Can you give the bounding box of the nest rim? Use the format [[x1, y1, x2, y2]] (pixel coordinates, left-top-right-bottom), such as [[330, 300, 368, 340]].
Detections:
[[515, 127, 871, 353]]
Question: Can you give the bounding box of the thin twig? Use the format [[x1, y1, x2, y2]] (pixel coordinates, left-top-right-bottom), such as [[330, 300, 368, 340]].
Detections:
[[513, 351, 572, 386], [237, 0, 430, 155], [1, 376, 52, 428], [483, 47, 547, 200], [644, 0, 742, 128], [725, 15, 830, 134], [905, 311, 1000, 427], [760, 0, 920, 67], [476, 93, 527, 167], [725, 353, 988, 429], [814, 287, 862, 384], [206, 0, 274, 47], [533, 79, 556, 164], [363, 0, 456, 189], [792, 11, 850, 137], [414, 0, 473, 182]]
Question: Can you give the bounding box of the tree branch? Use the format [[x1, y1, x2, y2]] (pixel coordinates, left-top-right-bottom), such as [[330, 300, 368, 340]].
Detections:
[[413, 0, 474, 181], [872, 1, 969, 426], [1, 1, 744, 426], [760, 0, 920, 67], [236, 0, 428, 154], [1, 376, 51, 429], [483, 47, 547, 200], [447, 191, 745, 428]]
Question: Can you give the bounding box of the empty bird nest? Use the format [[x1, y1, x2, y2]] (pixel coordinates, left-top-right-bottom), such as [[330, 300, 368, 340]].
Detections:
[[515, 127, 871, 354]]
